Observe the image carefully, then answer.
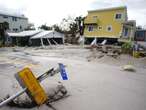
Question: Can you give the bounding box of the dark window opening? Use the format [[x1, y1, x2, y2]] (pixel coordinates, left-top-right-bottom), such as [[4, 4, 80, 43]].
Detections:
[[13, 28, 18, 32], [99, 26, 102, 30], [12, 17, 17, 21], [115, 14, 122, 19], [20, 25, 22, 30], [107, 26, 112, 32], [88, 26, 93, 32], [3, 15, 8, 18], [124, 28, 129, 37]]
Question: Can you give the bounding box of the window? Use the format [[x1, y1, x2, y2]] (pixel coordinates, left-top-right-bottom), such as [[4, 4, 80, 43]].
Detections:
[[7, 36, 11, 42], [13, 28, 18, 32], [93, 16, 97, 19], [88, 26, 94, 32], [135, 31, 145, 41], [124, 28, 128, 37], [115, 13, 122, 19], [107, 25, 112, 32], [20, 25, 22, 30], [98, 26, 102, 30], [3, 15, 8, 19], [12, 17, 17, 21]]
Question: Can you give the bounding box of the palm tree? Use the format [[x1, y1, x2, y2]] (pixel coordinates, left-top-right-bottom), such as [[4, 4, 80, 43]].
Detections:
[[75, 16, 85, 35]]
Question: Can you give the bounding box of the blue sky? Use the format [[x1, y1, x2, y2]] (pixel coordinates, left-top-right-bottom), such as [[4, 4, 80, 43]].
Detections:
[[0, 0, 146, 28]]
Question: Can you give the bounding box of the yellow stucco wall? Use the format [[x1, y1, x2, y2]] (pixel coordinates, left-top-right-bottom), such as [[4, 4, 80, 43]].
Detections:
[[84, 7, 127, 39]]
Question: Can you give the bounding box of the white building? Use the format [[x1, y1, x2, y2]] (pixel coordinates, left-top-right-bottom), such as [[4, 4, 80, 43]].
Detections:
[[0, 11, 29, 32]]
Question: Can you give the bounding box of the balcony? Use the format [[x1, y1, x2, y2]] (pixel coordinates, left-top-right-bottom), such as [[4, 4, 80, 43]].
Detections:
[[84, 18, 99, 25]]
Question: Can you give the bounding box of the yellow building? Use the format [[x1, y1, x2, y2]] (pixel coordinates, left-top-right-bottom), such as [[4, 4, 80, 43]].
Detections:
[[84, 6, 136, 44]]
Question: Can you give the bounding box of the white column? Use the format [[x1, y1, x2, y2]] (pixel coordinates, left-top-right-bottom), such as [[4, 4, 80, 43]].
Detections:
[[40, 38, 44, 47]]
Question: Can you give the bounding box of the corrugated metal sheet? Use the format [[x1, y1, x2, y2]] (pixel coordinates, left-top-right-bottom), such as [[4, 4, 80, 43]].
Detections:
[[8, 30, 41, 37], [31, 30, 64, 39]]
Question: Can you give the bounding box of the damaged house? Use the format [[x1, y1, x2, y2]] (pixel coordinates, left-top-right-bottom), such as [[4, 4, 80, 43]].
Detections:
[[8, 30, 64, 46], [30, 30, 64, 46], [83, 6, 136, 44], [134, 29, 146, 49], [8, 30, 41, 46]]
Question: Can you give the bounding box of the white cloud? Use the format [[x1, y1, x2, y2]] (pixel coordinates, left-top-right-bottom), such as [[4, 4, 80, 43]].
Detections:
[[0, 0, 26, 13], [0, 0, 146, 27], [0, 0, 95, 27], [23, 0, 95, 26]]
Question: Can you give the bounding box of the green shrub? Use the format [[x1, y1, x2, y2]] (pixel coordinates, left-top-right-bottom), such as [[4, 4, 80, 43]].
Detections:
[[121, 42, 133, 54]]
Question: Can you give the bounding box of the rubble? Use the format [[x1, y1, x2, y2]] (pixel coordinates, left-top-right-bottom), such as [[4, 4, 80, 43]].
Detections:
[[0, 46, 146, 110], [0, 82, 68, 109]]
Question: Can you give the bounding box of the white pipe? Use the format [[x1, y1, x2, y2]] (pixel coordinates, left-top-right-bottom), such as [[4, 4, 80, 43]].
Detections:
[[0, 88, 27, 107]]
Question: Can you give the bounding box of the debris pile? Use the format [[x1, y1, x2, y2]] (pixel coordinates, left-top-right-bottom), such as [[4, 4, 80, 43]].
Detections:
[[87, 45, 121, 62], [0, 82, 68, 109], [0, 63, 69, 109]]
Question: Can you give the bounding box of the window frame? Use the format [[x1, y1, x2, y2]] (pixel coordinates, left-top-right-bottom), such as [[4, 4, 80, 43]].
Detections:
[[13, 28, 18, 32], [12, 17, 17, 21], [106, 25, 112, 32], [115, 13, 122, 20], [3, 15, 8, 19], [98, 26, 102, 30], [88, 25, 94, 32], [123, 28, 129, 37]]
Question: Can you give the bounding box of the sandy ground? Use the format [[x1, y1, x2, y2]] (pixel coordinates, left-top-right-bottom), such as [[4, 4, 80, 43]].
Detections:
[[0, 45, 146, 110]]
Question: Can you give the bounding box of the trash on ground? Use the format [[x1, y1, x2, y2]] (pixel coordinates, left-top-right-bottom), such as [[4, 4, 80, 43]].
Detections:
[[123, 65, 136, 72]]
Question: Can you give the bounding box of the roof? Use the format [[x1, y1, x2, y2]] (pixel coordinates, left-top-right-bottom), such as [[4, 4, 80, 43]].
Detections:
[[136, 29, 146, 32], [123, 20, 136, 24], [31, 30, 64, 39], [0, 10, 28, 19], [88, 6, 127, 13], [8, 30, 42, 37]]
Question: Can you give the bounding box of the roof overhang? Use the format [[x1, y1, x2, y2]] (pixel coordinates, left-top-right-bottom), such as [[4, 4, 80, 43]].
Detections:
[[31, 30, 64, 39], [8, 30, 41, 37], [122, 20, 136, 29], [88, 6, 127, 13]]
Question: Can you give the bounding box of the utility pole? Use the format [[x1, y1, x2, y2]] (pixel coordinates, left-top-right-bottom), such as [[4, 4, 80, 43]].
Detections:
[[75, 17, 85, 47]]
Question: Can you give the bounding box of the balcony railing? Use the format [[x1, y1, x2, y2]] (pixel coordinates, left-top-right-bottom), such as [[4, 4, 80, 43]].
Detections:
[[84, 18, 99, 25]]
